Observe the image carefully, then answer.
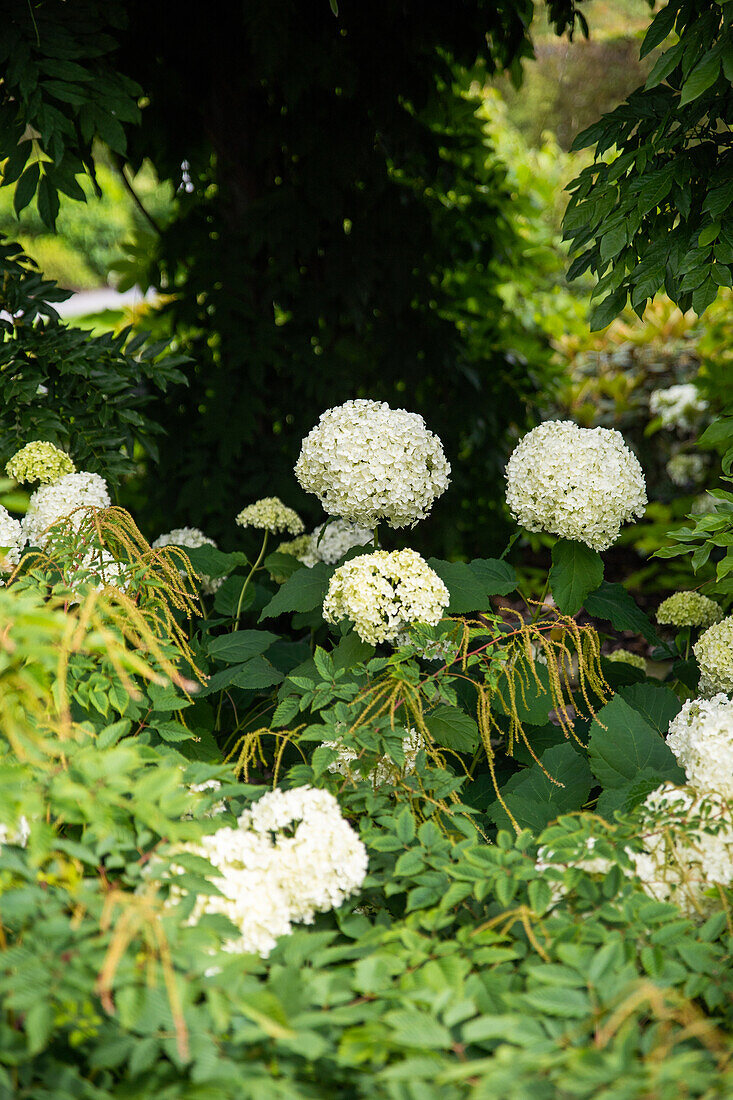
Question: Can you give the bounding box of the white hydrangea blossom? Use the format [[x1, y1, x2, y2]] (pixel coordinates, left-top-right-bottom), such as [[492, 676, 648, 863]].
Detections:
[[628, 783, 733, 920], [153, 526, 223, 595], [0, 506, 24, 571], [21, 471, 111, 547], [605, 648, 647, 673], [666, 694, 733, 799], [657, 591, 723, 629], [323, 549, 449, 645], [65, 546, 132, 596], [303, 520, 374, 565], [323, 727, 422, 786], [6, 441, 75, 485], [294, 399, 451, 529], [649, 384, 707, 432], [235, 497, 304, 535], [666, 453, 706, 488], [505, 421, 647, 551], [176, 786, 367, 957], [694, 616, 733, 697]]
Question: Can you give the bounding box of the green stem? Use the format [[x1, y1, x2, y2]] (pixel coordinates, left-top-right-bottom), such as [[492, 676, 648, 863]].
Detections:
[[233, 530, 269, 631], [529, 577, 551, 624], [373, 524, 380, 550]]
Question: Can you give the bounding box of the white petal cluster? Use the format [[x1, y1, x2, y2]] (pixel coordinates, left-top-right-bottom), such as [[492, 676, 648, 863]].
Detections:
[[666, 694, 733, 800], [0, 816, 30, 847], [656, 591, 723, 629], [505, 421, 647, 551], [694, 616, 733, 697], [666, 453, 705, 488], [649, 384, 707, 432], [605, 648, 647, 673], [294, 399, 450, 529], [323, 549, 449, 646], [6, 441, 75, 485], [303, 520, 374, 565], [323, 727, 422, 786], [153, 526, 223, 595], [0, 506, 24, 571], [235, 497, 304, 536], [21, 471, 111, 547], [177, 786, 367, 957], [628, 783, 733, 920]]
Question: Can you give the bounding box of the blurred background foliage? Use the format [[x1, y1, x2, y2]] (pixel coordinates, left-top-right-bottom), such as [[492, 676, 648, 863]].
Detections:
[[1, 0, 729, 590]]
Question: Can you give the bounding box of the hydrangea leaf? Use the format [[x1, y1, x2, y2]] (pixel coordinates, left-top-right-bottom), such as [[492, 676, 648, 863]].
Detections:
[[588, 693, 684, 790], [259, 562, 335, 621], [487, 744, 592, 833], [426, 705, 479, 753], [549, 539, 604, 616], [585, 581, 661, 644], [208, 630, 279, 664]]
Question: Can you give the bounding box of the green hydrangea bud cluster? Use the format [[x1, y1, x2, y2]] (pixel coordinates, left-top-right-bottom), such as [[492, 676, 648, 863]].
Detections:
[[605, 648, 647, 672], [235, 497, 304, 535], [6, 441, 76, 485], [656, 591, 723, 629]]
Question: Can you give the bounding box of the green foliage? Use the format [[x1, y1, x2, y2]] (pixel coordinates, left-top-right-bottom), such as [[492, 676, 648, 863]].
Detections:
[[564, 0, 733, 326], [0, 238, 188, 484], [549, 538, 604, 614]]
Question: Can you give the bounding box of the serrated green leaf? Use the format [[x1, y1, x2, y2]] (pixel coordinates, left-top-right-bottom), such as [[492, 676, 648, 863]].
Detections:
[[588, 693, 685, 790], [208, 629, 278, 664], [585, 581, 660, 644], [259, 562, 334, 621], [549, 539, 604, 615], [426, 705, 479, 753]]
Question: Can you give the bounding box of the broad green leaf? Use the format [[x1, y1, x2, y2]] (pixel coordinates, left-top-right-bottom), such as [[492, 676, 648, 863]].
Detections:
[[588, 694, 684, 790], [584, 581, 660, 644], [617, 682, 681, 735], [213, 576, 255, 617], [259, 562, 334, 621], [469, 557, 517, 596], [549, 539, 604, 615], [640, 2, 679, 58], [208, 629, 278, 664], [426, 705, 479, 753], [679, 51, 720, 106], [596, 766, 671, 820], [183, 544, 248, 579], [488, 743, 592, 833], [590, 287, 627, 331], [427, 559, 490, 614], [264, 550, 304, 580]]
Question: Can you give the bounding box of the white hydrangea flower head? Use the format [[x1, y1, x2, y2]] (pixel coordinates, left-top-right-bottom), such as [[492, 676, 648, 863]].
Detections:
[[6, 441, 76, 485], [235, 497, 304, 535], [605, 648, 647, 673], [667, 694, 733, 799], [294, 399, 451, 529], [505, 421, 647, 551], [307, 520, 374, 565], [0, 506, 24, 572], [691, 493, 717, 516], [628, 783, 733, 920], [65, 546, 132, 596], [153, 526, 223, 595], [666, 453, 706, 488], [240, 786, 368, 924], [21, 471, 111, 547], [323, 549, 449, 646], [657, 591, 723, 629], [174, 785, 367, 957], [649, 384, 707, 432], [323, 727, 422, 786], [694, 616, 733, 697]]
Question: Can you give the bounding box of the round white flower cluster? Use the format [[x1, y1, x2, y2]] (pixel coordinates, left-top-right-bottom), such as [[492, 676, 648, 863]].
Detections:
[[235, 497, 304, 536], [656, 591, 723, 630], [693, 616, 733, 697], [629, 783, 733, 919], [666, 694, 733, 800], [505, 421, 647, 551], [323, 727, 422, 786], [666, 453, 706, 488], [295, 399, 451, 529], [6, 441, 76, 485], [323, 549, 449, 646], [178, 786, 367, 957], [304, 520, 373, 565], [22, 471, 111, 548], [279, 519, 373, 568], [605, 648, 647, 673], [649, 383, 707, 432], [153, 526, 223, 595], [0, 506, 24, 572]]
